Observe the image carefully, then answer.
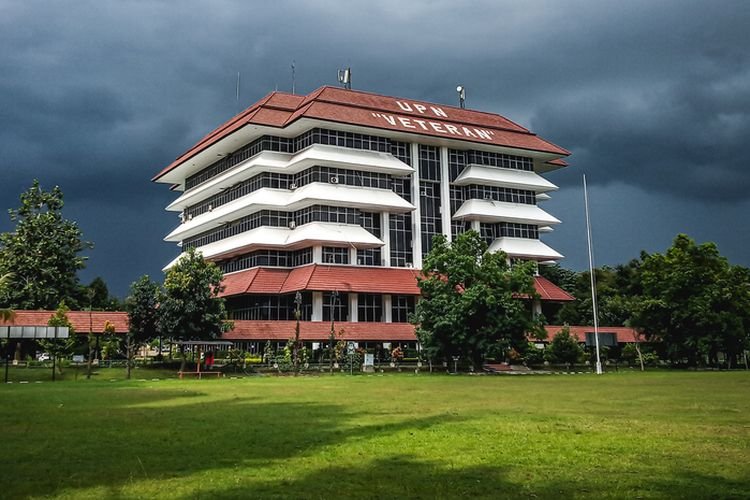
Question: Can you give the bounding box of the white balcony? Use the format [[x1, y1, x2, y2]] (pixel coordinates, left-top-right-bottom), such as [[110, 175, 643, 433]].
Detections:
[[165, 183, 414, 242], [452, 199, 561, 225], [489, 237, 563, 260], [163, 222, 383, 269], [167, 144, 414, 211], [454, 165, 558, 193]]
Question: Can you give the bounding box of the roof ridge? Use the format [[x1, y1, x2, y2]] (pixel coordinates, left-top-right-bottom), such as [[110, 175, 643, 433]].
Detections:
[[310, 86, 553, 136]]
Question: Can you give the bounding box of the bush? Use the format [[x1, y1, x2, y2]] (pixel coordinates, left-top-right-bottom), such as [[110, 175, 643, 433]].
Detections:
[[546, 326, 584, 368], [523, 343, 545, 365]]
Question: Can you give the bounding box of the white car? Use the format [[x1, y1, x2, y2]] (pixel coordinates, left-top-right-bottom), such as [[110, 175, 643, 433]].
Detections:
[[37, 353, 51, 362]]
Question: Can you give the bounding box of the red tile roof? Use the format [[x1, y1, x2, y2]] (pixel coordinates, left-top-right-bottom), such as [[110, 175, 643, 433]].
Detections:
[[301, 265, 420, 294], [219, 265, 421, 297], [533, 276, 576, 302], [154, 86, 570, 181], [0, 310, 129, 333], [220, 267, 571, 302], [225, 320, 417, 341], [544, 325, 645, 343], [221, 267, 260, 296]]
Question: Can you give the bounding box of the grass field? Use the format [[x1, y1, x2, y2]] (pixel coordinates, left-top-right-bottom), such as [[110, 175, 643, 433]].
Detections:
[[1, 371, 749, 499]]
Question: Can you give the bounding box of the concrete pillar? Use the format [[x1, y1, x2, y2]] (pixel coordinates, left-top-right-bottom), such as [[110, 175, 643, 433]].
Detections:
[[532, 299, 542, 318], [410, 142, 423, 269], [312, 246, 323, 264], [439, 146, 452, 242], [383, 294, 392, 323], [312, 291, 323, 321], [349, 293, 358, 322], [381, 212, 391, 266]]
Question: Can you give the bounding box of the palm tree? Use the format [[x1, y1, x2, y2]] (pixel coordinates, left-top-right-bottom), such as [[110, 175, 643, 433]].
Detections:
[[0, 272, 14, 322]]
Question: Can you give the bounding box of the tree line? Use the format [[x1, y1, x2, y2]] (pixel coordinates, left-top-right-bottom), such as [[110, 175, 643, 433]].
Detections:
[[413, 231, 750, 370], [0, 181, 230, 378]]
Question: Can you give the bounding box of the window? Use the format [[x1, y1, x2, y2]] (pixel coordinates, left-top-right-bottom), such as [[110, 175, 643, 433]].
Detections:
[[358, 294, 383, 322], [219, 248, 313, 273], [322, 247, 349, 264], [323, 292, 348, 321], [464, 185, 535, 205], [185, 128, 409, 192], [392, 295, 415, 323], [389, 214, 413, 267], [227, 293, 311, 321], [466, 150, 533, 171]]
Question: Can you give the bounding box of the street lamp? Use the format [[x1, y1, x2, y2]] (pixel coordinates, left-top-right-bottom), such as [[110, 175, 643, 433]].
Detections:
[[293, 291, 302, 376], [329, 291, 339, 374]]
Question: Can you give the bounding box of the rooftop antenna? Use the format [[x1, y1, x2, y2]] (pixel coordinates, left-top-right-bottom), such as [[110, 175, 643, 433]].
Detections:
[[337, 67, 352, 90], [456, 85, 466, 108], [583, 174, 603, 376], [291, 60, 296, 95]]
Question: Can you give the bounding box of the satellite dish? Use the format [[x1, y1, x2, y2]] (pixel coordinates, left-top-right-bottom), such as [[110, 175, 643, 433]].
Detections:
[[456, 85, 466, 108]]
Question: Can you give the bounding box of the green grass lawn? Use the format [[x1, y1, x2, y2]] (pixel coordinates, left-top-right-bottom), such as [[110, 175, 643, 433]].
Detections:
[[1, 371, 749, 499]]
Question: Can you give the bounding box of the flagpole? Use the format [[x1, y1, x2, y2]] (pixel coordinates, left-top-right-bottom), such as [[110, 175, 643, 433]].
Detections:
[[583, 174, 603, 375]]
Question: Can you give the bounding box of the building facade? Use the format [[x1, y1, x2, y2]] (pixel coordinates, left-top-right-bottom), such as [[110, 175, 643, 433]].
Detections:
[[153, 87, 574, 348]]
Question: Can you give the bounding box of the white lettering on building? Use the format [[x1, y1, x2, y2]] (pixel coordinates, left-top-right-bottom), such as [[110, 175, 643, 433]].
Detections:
[[370, 112, 494, 141], [431, 106, 448, 118], [395, 100, 448, 119]]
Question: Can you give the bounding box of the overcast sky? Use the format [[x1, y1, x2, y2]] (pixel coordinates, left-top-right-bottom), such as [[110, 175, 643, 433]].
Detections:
[[1, 0, 748, 297]]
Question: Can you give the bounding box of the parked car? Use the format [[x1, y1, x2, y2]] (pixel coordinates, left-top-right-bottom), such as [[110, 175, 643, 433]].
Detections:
[[37, 353, 50, 362]]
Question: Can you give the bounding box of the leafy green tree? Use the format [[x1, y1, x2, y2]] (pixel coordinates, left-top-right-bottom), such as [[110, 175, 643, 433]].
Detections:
[[0, 181, 92, 310], [0, 272, 14, 322], [158, 248, 231, 370], [125, 275, 161, 379], [412, 231, 541, 371], [39, 302, 77, 374], [631, 234, 750, 367], [82, 277, 122, 311], [546, 325, 583, 369], [539, 264, 578, 294], [554, 259, 643, 327]]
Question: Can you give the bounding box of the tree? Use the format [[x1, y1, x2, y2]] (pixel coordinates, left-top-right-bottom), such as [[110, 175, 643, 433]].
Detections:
[[631, 234, 750, 367], [0, 181, 92, 310], [0, 272, 14, 322], [157, 248, 231, 370], [39, 302, 77, 375], [539, 264, 578, 294], [546, 325, 583, 369], [412, 231, 541, 371], [125, 275, 161, 379], [83, 277, 122, 311]]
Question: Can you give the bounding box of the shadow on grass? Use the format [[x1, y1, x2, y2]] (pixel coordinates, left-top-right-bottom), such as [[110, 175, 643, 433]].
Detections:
[[2, 387, 468, 499], [210, 455, 513, 499], [204, 456, 750, 500]]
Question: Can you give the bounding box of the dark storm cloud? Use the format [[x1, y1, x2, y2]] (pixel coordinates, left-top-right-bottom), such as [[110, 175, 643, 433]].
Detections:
[[1, 0, 748, 296]]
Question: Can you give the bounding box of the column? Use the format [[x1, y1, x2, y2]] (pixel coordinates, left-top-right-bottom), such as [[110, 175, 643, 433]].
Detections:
[[383, 294, 392, 323], [532, 299, 542, 318], [349, 294, 358, 322], [381, 212, 391, 266], [312, 246, 323, 264], [439, 146, 452, 242], [410, 142, 423, 268], [348, 246, 357, 265], [312, 291, 323, 321]]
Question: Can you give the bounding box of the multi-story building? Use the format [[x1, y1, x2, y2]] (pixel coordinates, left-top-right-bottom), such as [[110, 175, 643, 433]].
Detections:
[[153, 86, 574, 351]]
